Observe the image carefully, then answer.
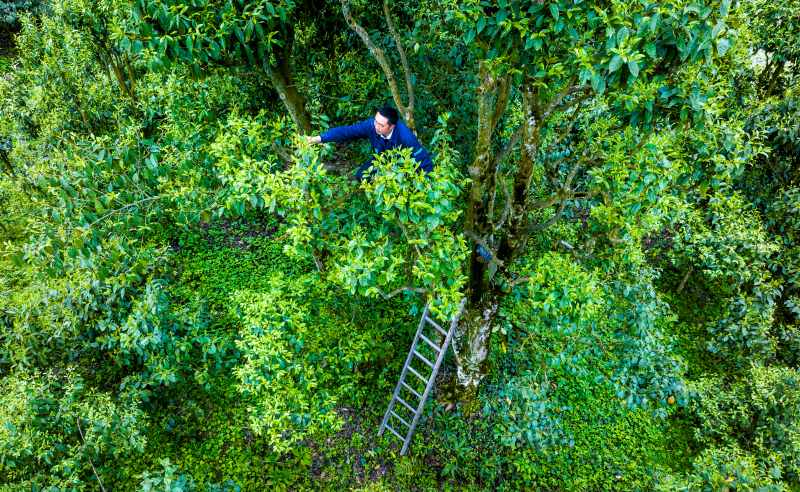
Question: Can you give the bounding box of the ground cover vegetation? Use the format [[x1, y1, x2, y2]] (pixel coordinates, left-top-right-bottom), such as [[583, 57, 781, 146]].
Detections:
[[0, 0, 798, 489]]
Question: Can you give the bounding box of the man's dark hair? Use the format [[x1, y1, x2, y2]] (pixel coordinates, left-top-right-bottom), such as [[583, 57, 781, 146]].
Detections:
[[378, 106, 399, 125]]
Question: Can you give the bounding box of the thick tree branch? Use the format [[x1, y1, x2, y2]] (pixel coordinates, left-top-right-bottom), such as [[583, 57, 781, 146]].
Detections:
[[541, 80, 578, 121], [494, 180, 513, 231], [264, 32, 313, 134], [490, 76, 511, 134]]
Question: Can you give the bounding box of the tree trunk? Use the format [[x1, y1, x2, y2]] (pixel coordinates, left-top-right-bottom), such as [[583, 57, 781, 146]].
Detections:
[[265, 55, 312, 134], [453, 296, 498, 412], [453, 63, 511, 407]]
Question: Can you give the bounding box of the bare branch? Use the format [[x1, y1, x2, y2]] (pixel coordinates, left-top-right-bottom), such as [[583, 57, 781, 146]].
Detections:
[[77, 417, 107, 492], [383, 0, 415, 123], [542, 79, 580, 120], [677, 266, 693, 293], [546, 95, 589, 152], [529, 197, 567, 233], [496, 181, 513, 231], [341, 0, 414, 131], [525, 156, 584, 233], [378, 286, 428, 299], [85, 195, 162, 229], [507, 275, 531, 288]]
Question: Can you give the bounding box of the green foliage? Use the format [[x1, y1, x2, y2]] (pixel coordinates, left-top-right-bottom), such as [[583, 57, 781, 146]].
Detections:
[[125, 0, 295, 73], [0, 0, 43, 29], [140, 459, 241, 492], [491, 373, 571, 450], [508, 252, 687, 417], [691, 366, 800, 482], [451, 0, 737, 123], [744, 0, 800, 69], [205, 111, 469, 317], [664, 193, 781, 369], [0, 369, 147, 488], [351, 138, 468, 317], [232, 274, 381, 453], [0, 0, 799, 488], [656, 446, 787, 492]]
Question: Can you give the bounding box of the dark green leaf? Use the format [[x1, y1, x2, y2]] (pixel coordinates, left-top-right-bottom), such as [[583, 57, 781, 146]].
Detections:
[[549, 4, 559, 21], [609, 54, 623, 72], [464, 28, 475, 44], [628, 60, 640, 78]]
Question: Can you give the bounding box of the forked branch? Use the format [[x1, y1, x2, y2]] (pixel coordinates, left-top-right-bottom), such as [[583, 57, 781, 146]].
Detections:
[[340, 0, 416, 131]]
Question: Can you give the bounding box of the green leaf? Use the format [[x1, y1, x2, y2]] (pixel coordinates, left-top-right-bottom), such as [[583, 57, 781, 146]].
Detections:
[[649, 13, 660, 33], [477, 16, 486, 34], [720, 0, 731, 17], [496, 9, 508, 23], [716, 38, 730, 56], [549, 4, 559, 21], [591, 72, 606, 94], [464, 28, 475, 44], [628, 60, 640, 78], [609, 55, 623, 72]]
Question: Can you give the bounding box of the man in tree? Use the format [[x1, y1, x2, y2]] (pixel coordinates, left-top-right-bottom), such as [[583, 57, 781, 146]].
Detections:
[[306, 106, 433, 180]]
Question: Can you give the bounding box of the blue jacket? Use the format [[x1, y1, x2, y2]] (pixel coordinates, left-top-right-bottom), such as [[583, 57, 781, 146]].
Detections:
[[320, 118, 434, 172]]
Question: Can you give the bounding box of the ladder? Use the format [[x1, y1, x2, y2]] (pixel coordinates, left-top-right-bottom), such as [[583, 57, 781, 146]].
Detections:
[[378, 299, 466, 455]]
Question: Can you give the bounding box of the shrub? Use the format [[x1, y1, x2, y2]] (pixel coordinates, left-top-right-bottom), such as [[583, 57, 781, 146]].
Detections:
[[691, 366, 800, 483]]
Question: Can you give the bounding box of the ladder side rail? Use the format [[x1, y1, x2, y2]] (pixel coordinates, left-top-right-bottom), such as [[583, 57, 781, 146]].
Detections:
[[400, 299, 466, 455], [378, 303, 431, 436]]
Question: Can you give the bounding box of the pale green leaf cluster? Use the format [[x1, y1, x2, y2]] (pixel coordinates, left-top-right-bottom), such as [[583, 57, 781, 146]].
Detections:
[[231, 275, 377, 453]]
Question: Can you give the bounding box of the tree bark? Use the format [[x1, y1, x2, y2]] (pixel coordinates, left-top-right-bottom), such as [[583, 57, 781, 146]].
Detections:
[[453, 296, 498, 411], [454, 63, 513, 403], [265, 53, 312, 134]]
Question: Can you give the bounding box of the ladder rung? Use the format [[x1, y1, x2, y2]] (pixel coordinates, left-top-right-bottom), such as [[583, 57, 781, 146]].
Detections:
[[406, 365, 429, 384], [413, 350, 434, 368], [425, 316, 448, 336], [401, 381, 422, 399], [396, 396, 416, 413], [390, 410, 410, 428], [419, 334, 442, 353], [383, 424, 405, 442]]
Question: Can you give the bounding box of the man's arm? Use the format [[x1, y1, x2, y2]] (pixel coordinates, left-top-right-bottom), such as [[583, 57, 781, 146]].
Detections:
[[399, 127, 434, 172], [307, 118, 373, 144]]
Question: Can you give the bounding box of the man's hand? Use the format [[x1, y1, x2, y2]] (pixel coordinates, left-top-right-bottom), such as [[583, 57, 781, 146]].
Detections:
[[305, 135, 322, 144]]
